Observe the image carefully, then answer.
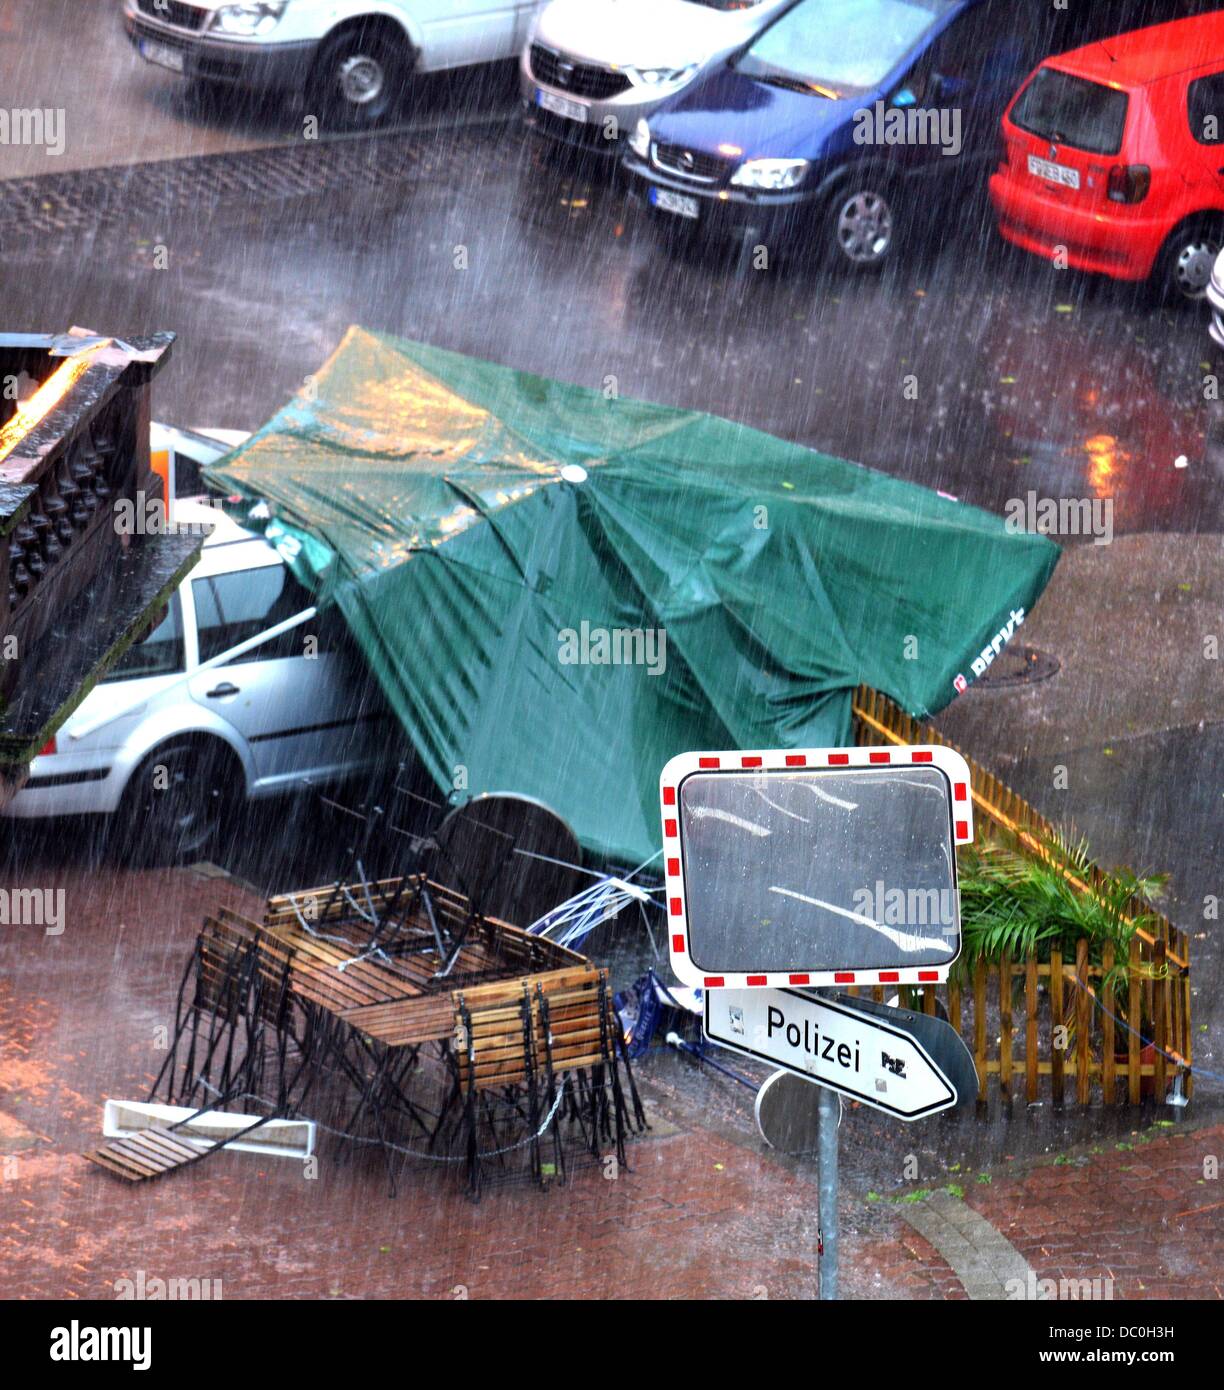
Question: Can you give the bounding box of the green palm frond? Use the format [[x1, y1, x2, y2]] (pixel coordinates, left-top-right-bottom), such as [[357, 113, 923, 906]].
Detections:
[[954, 827, 1169, 1009]]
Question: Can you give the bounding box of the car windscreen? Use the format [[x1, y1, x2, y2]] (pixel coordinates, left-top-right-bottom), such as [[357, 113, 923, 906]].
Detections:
[[1011, 67, 1129, 156], [734, 0, 958, 98]]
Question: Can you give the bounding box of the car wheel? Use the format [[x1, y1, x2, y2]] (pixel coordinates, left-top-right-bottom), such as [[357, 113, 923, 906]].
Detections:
[[310, 27, 409, 129], [116, 739, 237, 867], [1152, 219, 1223, 305], [827, 180, 897, 272]]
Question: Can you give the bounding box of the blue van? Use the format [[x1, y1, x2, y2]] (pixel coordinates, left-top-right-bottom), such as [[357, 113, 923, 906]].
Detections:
[[621, 0, 1219, 268]]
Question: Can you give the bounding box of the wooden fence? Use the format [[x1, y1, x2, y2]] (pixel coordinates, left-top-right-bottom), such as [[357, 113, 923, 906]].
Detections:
[[848, 687, 1191, 1105]]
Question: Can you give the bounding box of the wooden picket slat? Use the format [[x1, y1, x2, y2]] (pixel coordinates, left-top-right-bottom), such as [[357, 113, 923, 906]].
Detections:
[[999, 952, 1012, 1103], [1075, 940, 1091, 1105], [1101, 943, 1116, 1104], [1050, 949, 1065, 1105], [1153, 939, 1167, 1100], [973, 962, 987, 1091], [1178, 978, 1189, 1095], [1025, 956, 1038, 1103]]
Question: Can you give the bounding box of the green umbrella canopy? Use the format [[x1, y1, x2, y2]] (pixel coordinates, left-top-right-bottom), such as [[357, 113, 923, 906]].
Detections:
[[208, 326, 1058, 866]]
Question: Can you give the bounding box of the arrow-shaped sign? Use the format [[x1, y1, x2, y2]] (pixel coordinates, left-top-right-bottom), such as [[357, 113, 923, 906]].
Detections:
[[704, 987, 976, 1120]]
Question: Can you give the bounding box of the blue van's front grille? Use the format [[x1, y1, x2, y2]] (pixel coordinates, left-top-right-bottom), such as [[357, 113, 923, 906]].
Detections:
[[651, 142, 728, 183]]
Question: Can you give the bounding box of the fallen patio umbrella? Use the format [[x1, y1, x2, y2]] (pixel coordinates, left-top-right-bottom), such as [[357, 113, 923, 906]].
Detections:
[[206, 326, 1060, 867]]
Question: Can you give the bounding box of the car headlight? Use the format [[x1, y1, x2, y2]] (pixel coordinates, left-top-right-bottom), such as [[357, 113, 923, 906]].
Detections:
[[629, 118, 651, 159], [730, 158, 809, 191], [623, 64, 698, 89], [210, 2, 289, 36]]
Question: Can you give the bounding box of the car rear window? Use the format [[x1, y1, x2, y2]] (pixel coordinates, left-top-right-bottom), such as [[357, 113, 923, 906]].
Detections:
[[1011, 67, 1129, 156], [1188, 72, 1224, 145]]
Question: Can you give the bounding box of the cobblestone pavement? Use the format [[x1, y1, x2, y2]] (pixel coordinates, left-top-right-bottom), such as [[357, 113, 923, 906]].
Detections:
[[0, 865, 1218, 1300]]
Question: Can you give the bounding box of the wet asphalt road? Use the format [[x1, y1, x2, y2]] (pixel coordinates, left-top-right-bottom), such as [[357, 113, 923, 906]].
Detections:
[[1, 60, 1221, 1184], [2, 101, 1221, 535]]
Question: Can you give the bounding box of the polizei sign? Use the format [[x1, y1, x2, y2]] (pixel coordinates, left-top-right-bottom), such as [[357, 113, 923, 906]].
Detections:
[[704, 987, 969, 1120]]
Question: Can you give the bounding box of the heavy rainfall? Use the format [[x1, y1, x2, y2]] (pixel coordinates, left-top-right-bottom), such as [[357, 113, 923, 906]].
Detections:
[[0, 0, 1221, 1331]]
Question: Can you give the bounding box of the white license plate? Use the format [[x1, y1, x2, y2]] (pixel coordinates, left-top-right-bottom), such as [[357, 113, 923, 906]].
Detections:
[[536, 88, 587, 123], [1027, 154, 1080, 190], [649, 186, 700, 220], [140, 38, 186, 73]]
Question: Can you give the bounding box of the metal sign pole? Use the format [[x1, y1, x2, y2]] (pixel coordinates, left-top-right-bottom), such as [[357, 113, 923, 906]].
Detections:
[[662, 743, 980, 1303], [817, 1082, 839, 1300]]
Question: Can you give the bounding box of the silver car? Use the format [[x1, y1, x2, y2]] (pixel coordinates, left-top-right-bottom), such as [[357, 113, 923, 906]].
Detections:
[[3, 429, 389, 862], [520, 0, 789, 156]]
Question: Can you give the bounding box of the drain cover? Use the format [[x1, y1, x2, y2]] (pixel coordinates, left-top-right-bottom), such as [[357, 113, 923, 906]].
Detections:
[[977, 645, 1060, 689]]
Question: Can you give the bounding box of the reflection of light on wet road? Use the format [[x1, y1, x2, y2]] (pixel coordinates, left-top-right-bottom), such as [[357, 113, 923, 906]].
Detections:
[[1083, 433, 1127, 499]]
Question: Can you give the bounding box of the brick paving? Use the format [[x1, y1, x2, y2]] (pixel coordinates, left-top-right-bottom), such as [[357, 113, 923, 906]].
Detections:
[[962, 1127, 1224, 1300], [0, 865, 1219, 1300]]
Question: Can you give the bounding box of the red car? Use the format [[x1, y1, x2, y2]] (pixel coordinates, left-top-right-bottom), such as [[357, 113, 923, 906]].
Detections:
[[989, 9, 1224, 302]]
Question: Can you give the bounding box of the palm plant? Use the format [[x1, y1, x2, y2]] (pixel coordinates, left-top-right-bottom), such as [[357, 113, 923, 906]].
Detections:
[[954, 828, 1168, 1009]]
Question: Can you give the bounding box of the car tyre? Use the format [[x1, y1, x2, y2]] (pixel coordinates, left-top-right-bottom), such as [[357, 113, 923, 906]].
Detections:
[[1151, 217, 1223, 306], [824, 175, 899, 273], [309, 26, 410, 130], [115, 739, 238, 868]]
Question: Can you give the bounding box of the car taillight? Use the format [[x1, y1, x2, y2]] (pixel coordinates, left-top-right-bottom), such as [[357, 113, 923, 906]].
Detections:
[[38, 735, 56, 758], [1108, 164, 1149, 204]]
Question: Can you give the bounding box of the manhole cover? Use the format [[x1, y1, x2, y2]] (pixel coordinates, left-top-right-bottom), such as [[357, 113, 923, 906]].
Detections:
[[977, 645, 1060, 689]]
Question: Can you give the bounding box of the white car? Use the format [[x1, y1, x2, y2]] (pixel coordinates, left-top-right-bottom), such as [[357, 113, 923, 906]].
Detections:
[[4, 428, 390, 863], [521, 0, 790, 156], [123, 0, 545, 126], [1209, 248, 1224, 352]]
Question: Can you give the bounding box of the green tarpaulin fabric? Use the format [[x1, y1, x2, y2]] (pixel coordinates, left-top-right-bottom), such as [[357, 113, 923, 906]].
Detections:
[[208, 326, 1059, 866]]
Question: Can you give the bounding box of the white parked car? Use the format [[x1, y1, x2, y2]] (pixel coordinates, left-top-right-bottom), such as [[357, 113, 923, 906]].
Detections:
[[123, 0, 545, 126], [1209, 248, 1224, 352], [4, 427, 390, 863], [521, 0, 790, 156]]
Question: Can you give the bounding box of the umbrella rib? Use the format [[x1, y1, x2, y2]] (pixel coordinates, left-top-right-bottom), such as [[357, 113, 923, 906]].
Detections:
[[437, 476, 530, 583]]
